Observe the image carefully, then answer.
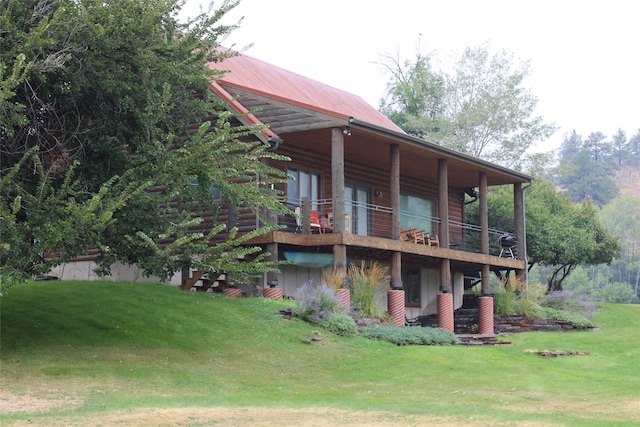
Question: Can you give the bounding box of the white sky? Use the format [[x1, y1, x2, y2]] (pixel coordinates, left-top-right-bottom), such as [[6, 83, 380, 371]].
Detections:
[[183, 0, 639, 153]]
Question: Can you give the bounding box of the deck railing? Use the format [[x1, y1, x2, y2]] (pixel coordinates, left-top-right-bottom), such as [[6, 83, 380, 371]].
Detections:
[[277, 199, 517, 258]]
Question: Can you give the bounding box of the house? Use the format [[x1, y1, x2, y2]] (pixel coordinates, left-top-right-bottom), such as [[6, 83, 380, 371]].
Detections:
[[52, 50, 530, 332], [206, 51, 530, 330]]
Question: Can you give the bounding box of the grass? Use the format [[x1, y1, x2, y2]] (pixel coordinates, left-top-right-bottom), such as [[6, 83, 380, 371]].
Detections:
[[1, 280, 639, 426]]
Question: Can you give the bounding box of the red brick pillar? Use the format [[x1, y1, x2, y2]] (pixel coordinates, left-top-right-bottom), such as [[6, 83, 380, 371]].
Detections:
[[478, 296, 494, 335], [336, 288, 350, 311], [387, 289, 405, 326], [263, 287, 283, 299], [223, 288, 242, 297], [437, 293, 454, 332]]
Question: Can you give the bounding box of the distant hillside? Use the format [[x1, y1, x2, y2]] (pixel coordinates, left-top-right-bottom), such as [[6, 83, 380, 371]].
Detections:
[[615, 161, 640, 196]]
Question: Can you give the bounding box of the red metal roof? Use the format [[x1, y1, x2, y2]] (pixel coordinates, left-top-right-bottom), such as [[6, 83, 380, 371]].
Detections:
[[209, 51, 405, 134]]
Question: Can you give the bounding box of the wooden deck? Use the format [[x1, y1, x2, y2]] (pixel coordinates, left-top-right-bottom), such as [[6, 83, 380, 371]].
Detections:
[[247, 231, 525, 270]]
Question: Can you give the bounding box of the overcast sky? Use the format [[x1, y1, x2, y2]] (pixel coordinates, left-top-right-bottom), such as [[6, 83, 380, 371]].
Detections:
[[183, 0, 639, 153]]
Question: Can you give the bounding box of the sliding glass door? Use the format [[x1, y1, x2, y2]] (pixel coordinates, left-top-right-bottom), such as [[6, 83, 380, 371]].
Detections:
[[345, 185, 370, 236]]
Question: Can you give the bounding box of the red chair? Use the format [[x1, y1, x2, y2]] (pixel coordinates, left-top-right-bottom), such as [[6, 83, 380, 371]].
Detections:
[[310, 211, 332, 234]]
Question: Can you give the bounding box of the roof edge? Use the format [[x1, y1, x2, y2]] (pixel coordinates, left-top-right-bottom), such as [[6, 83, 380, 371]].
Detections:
[[349, 118, 533, 184]]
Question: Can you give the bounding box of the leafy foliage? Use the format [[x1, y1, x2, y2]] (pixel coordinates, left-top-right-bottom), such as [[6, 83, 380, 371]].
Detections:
[[542, 290, 598, 320], [380, 40, 556, 168], [599, 194, 640, 295], [358, 324, 458, 346], [1, 0, 291, 290], [320, 312, 357, 337], [0, 149, 149, 294], [540, 307, 594, 329], [600, 282, 639, 304], [468, 178, 621, 291]]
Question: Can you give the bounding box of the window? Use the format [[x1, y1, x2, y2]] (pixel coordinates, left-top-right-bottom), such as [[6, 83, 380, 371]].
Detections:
[[403, 268, 421, 306], [288, 168, 321, 209], [189, 180, 221, 200], [400, 194, 434, 232]]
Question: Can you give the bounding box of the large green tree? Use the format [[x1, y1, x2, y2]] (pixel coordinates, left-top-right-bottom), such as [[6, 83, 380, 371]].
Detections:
[[468, 179, 621, 291], [1, 0, 290, 293], [380, 40, 556, 168]]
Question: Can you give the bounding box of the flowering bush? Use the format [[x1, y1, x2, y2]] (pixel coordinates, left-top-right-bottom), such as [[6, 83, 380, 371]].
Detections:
[[543, 290, 598, 320], [294, 281, 338, 324]]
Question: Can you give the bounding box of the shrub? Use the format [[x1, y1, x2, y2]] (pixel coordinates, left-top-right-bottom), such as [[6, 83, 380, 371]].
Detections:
[[347, 261, 389, 318], [494, 288, 517, 315], [321, 311, 357, 336], [600, 282, 640, 304], [294, 281, 338, 324], [359, 325, 458, 346], [543, 290, 599, 320], [522, 281, 548, 305], [516, 298, 545, 318], [542, 307, 594, 329]]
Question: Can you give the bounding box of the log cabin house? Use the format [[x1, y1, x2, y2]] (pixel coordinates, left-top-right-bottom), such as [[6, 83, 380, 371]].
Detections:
[[206, 52, 530, 328], [53, 50, 530, 330]]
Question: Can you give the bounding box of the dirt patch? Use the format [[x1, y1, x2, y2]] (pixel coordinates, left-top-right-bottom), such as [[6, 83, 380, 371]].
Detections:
[[0, 392, 83, 414], [0, 405, 524, 426]]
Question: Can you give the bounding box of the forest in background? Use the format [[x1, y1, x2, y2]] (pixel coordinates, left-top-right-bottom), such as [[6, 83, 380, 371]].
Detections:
[[529, 127, 640, 303]]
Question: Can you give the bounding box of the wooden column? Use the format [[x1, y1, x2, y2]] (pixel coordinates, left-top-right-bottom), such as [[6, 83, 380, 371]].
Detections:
[[479, 172, 491, 295], [390, 144, 402, 289], [514, 182, 527, 284], [438, 159, 451, 292], [331, 128, 347, 273]]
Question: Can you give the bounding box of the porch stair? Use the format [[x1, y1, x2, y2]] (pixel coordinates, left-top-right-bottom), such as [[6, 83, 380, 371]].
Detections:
[[181, 270, 205, 290], [181, 270, 228, 291]]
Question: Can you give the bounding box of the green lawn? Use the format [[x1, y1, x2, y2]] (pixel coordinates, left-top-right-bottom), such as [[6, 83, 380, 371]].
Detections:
[[1, 280, 638, 426]]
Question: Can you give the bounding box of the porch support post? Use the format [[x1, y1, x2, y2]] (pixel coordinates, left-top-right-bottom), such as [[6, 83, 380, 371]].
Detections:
[[331, 128, 347, 273], [514, 182, 527, 284], [437, 159, 454, 332], [438, 159, 451, 291], [390, 144, 402, 289], [479, 172, 491, 295]]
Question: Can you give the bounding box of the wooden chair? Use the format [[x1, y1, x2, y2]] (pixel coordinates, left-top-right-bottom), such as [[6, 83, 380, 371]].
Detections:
[[426, 232, 439, 247], [399, 226, 410, 242], [400, 226, 426, 244]]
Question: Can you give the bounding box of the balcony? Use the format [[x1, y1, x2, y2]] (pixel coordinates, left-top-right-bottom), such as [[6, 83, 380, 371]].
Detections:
[[275, 198, 518, 260]]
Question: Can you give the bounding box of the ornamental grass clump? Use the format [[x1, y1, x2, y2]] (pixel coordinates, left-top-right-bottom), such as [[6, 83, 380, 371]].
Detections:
[[321, 267, 347, 290], [347, 261, 389, 319], [294, 280, 338, 324]]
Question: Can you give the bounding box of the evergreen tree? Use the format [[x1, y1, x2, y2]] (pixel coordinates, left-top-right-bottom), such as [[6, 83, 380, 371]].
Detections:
[[611, 128, 629, 166]]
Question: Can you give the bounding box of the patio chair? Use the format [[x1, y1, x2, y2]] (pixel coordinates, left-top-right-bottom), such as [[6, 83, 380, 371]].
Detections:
[[426, 232, 440, 247], [400, 226, 426, 244], [310, 210, 332, 234]]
